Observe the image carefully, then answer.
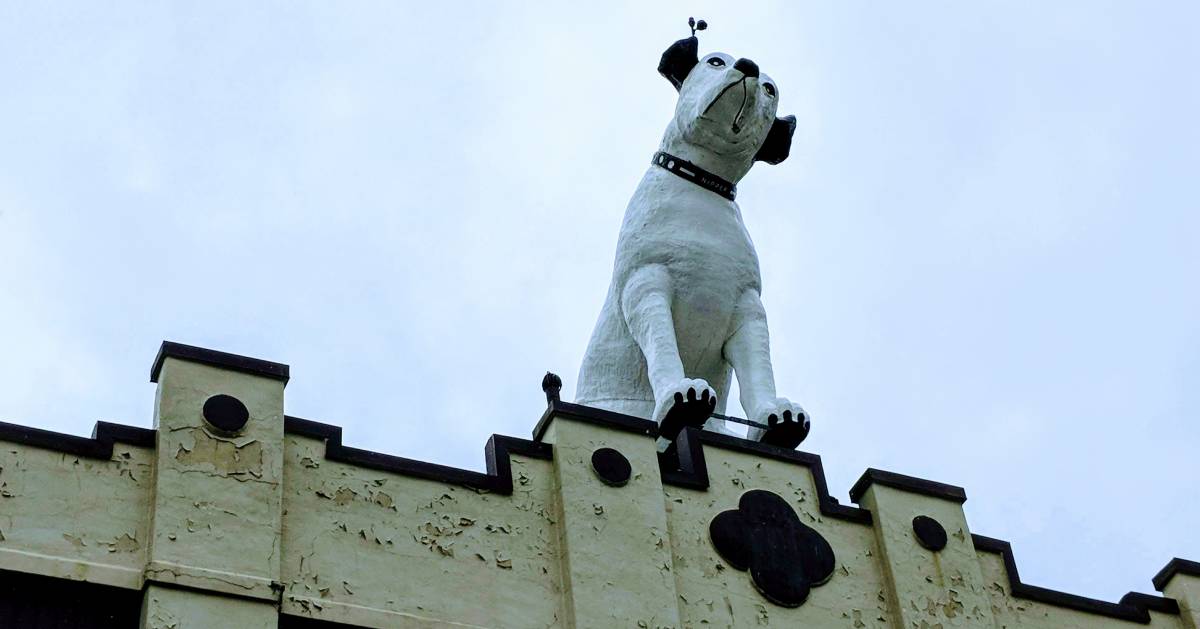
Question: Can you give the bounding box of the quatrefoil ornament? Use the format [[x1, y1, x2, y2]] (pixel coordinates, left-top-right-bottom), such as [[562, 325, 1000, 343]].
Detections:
[[709, 490, 836, 607]]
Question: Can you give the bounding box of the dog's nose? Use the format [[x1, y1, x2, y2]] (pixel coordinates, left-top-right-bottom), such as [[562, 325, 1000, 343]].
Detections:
[[734, 57, 759, 79]]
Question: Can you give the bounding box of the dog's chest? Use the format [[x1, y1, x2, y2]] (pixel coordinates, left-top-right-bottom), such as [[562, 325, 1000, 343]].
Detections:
[[617, 169, 761, 289]]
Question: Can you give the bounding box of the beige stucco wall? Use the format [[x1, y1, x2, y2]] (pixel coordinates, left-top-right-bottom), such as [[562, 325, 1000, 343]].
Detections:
[[1163, 576, 1200, 629], [141, 584, 276, 629], [977, 553, 1180, 629], [0, 343, 1191, 628], [663, 446, 890, 627], [541, 419, 683, 627], [0, 438, 152, 589], [147, 358, 286, 602], [279, 432, 565, 628]]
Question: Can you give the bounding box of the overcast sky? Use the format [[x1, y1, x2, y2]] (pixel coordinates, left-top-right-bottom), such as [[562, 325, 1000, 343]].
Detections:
[[1, 1, 1196, 603]]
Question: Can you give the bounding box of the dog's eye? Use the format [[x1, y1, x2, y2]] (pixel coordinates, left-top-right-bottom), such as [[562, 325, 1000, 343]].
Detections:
[[763, 83, 776, 97], [707, 57, 725, 67]]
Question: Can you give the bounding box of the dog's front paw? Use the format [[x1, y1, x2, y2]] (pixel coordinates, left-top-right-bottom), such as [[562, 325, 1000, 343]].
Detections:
[[653, 378, 717, 442], [747, 398, 810, 449]]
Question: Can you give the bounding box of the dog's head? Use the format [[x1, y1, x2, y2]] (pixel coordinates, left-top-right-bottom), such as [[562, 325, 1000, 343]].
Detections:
[[658, 34, 796, 182]]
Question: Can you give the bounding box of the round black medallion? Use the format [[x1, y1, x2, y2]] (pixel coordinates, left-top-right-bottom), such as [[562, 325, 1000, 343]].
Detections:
[[590, 447, 632, 487], [912, 515, 948, 552], [202, 394, 249, 435]]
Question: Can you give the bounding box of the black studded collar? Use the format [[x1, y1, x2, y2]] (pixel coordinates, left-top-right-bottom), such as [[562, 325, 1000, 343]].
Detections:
[[652, 151, 737, 201]]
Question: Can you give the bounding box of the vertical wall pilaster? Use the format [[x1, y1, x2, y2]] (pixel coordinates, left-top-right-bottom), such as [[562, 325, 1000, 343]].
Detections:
[[140, 584, 277, 629], [1156, 560, 1200, 629], [852, 470, 997, 629], [542, 418, 681, 628], [140, 343, 288, 628]]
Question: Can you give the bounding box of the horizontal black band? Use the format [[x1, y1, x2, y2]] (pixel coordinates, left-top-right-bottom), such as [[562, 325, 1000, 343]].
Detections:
[[849, 468, 968, 503], [151, 341, 290, 385], [1153, 558, 1200, 591]]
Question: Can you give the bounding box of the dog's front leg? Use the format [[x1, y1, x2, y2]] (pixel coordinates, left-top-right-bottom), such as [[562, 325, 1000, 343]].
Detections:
[[621, 264, 716, 448], [725, 289, 810, 447]]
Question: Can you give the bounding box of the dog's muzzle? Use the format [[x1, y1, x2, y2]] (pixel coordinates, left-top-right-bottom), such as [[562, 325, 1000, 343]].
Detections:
[[703, 78, 752, 134]]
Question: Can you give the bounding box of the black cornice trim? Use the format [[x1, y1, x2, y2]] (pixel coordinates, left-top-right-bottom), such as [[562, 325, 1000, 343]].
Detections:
[[849, 468, 967, 503], [282, 415, 342, 442], [1153, 558, 1200, 592], [532, 400, 657, 442], [151, 341, 290, 385], [287, 402, 872, 524], [284, 416, 551, 495], [1120, 592, 1181, 615], [972, 534, 1179, 623], [0, 419, 155, 459]]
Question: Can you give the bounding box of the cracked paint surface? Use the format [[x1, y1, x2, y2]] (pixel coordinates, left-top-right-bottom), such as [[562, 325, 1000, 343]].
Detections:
[[280, 434, 565, 628], [542, 420, 684, 629], [172, 426, 265, 481], [857, 484, 996, 629], [665, 449, 891, 628], [0, 442, 152, 587], [149, 358, 285, 600], [142, 584, 276, 629]]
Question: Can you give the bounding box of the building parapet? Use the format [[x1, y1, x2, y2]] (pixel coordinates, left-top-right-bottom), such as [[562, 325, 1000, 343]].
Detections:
[[0, 341, 1192, 628]]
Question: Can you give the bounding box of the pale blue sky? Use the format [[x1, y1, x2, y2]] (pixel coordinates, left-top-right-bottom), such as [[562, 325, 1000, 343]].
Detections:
[[1, 1, 1196, 602]]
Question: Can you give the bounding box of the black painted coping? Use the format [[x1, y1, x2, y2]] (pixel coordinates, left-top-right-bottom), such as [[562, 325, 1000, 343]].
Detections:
[[151, 340, 290, 385], [283, 415, 551, 496], [973, 534, 1179, 623], [849, 468, 967, 504], [1153, 558, 1200, 592], [0, 419, 154, 459]]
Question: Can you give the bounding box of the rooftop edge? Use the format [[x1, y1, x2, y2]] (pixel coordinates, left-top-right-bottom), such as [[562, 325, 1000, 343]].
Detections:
[[150, 340, 290, 385]]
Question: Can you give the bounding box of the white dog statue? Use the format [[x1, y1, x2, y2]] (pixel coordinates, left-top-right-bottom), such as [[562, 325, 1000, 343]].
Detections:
[[577, 22, 809, 450]]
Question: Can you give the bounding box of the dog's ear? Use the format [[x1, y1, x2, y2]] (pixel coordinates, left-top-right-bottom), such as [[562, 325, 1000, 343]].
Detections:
[[658, 36, 699, 91], [754, 115, 797, 165]]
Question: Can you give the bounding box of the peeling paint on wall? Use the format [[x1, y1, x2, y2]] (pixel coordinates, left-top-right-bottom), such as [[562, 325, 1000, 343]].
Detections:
[[173, 427, 265, 480]]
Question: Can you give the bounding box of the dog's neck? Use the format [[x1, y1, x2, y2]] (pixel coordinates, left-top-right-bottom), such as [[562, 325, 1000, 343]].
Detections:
[[658, 130, 756, 185], [652, 151, 737, 201]]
